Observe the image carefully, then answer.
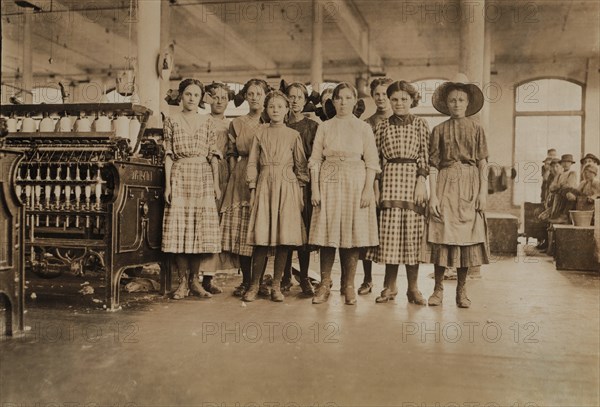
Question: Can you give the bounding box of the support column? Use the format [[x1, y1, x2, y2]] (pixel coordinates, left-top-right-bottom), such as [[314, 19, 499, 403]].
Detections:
[[584, 57, 600, 156], [481, 20, 492, 133], [137, 0, 162, 127], [22, 9, 33, 103], [459, 0, 485, 89], [310, 0, 323, 92], [159, 0, 172, 121], [459, 0, 485, 278]]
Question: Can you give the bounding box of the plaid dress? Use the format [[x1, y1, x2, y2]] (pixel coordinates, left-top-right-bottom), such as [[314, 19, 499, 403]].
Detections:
[[161, 113, 222, 253], [220, 115, 262, 257], [308, 115, 380, 248], [367, 114, 429, 265]]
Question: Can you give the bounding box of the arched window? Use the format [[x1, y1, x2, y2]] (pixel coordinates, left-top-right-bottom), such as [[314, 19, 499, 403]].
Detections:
[[513, 78, 583, 205], [411, 78, 449, 130]]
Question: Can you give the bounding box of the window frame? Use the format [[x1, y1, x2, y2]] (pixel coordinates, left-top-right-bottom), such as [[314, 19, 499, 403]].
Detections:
[[512, 76, 585, 205]]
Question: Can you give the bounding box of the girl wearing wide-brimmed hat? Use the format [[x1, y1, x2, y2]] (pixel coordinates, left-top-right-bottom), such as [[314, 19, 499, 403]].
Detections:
[[421, 75, 490, 308]]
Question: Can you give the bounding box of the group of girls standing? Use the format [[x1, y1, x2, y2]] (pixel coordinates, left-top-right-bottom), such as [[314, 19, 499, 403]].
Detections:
[[161, 74, 490, 308]]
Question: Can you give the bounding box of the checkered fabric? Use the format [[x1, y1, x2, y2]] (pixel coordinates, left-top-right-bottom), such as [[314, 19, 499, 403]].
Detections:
[[161, 115, 222, 254], [220, 204, 254, 257], [365, 116, 430, 264], [368, 208, 425, 264], [309, 159, 379, 248]]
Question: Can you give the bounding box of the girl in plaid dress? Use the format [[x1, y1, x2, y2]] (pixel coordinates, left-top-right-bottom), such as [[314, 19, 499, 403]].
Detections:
[[368, 81, 429, 305], [242, 91, 309, 302], [162, 79, 222, 300], [221, 79, 269, 297], [197, 82, 239, 294], [309, 83, 380, 305]]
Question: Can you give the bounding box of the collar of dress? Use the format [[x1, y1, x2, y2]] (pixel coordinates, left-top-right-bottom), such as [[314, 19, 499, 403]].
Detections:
[[389, 114, 414, 127]]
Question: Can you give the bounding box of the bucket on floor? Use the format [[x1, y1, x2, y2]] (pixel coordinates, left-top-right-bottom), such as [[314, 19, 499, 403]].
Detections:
[[570, 210, 594, 227]]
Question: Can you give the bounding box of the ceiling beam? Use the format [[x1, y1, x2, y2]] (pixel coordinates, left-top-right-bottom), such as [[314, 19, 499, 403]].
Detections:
[[1, 37, 57, 77], [331, 0, 383, 71], [173, 1, 277, 73]]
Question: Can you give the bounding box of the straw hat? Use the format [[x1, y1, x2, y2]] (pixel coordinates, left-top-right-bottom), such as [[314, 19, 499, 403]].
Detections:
[[580, 153, 600, 165], [432, 73, 484, 117]]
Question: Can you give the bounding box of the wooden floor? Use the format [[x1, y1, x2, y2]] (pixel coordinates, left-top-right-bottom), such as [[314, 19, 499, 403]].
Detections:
[[1, 243, 599, 407]]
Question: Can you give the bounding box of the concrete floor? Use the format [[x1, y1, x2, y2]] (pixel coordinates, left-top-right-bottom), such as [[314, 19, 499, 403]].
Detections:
[[1, 244, 599, 407]]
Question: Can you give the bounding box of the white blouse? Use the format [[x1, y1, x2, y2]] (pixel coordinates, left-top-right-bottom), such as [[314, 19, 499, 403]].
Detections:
[[308, 115, 381, 173]]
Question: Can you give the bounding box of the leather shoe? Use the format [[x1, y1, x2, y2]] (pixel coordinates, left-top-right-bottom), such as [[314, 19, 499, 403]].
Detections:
[[358, 281, 373, 295]]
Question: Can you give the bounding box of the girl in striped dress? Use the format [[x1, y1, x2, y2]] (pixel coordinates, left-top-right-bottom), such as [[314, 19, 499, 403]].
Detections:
[[162, 79, 222, 300], [221, 79, 269, 297]]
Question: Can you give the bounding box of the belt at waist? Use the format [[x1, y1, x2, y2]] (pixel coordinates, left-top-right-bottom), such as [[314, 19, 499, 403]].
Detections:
[[176, 156, 209, 164], [380, 199, 426, 216], [324, 154, 362, 162], [387, 158, 417, 164], [323, 149, 362, 161], [441, 160, 476, 169]]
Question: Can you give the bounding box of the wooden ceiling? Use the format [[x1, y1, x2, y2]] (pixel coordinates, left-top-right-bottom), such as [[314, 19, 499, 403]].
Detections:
[[1, 0, 599, 84]]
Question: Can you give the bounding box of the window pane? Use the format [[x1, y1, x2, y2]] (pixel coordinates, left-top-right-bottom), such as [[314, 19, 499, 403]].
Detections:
[[513, 115, 581, 205], [515, 79, 582, 112]]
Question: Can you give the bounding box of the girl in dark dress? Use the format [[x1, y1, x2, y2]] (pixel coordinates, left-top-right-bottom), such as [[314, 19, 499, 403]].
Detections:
[[282, 82, 320, 296]]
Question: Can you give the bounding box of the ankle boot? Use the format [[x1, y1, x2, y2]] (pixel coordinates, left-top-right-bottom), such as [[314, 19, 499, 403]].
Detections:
[[235, 257, 253, 297], [312, 279, 331, 304], [189, 272, 212, 298], [428, 267, 445, 306], [376, 265, 398, 303], [172, 268, 190, 300], [313, 269, 332, 304], [406, 266, 426, 305], [314, 248, 335, 304], [202, 275, 223, 294], [341, 249, 359, 305], [339, 262, 347, 295], [243, 255, 266, 302], [456, 268, 471, 308], [271, 250, 286, 302], [242, 284, 259, 302]]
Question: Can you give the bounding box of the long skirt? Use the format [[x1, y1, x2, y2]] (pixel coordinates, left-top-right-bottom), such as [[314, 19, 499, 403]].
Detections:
[[309, 158, 379, 248], [420, 163, 490, 267], [368, 207, 425, 265], [162, 159, 221, 253]]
